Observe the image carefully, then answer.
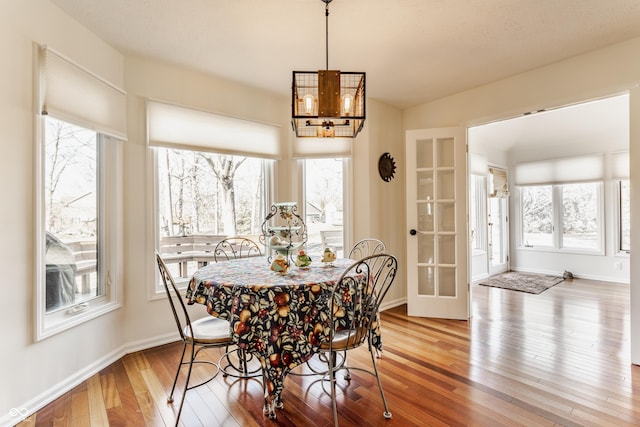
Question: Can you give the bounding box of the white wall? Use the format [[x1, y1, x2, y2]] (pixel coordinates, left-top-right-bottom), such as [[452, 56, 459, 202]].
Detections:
[[353, 99, 405, 307], [0, 1, 127, 425], [404, 37, 640, 363]]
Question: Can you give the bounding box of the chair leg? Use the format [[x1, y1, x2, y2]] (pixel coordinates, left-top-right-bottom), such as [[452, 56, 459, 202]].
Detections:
[[329, 351, 339, 426], [369, 348, 392, 419], [175, 342, 196, 425], [239, 348, 249, 374], [220, 346, 262, 378], [341, 351, 351, 380], [168, 342, 188, 403]]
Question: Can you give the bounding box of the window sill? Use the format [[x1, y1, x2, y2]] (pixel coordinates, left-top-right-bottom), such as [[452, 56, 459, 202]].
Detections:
[[36, 300, 122, 341], [517, 246, 604, 257]]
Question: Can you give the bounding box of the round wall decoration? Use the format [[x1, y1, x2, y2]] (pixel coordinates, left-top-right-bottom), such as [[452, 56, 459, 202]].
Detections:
[[378, 152, 397, 182]]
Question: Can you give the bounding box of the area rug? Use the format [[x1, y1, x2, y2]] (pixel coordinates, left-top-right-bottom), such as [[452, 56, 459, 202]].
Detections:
[[479, 271, 564, 294]]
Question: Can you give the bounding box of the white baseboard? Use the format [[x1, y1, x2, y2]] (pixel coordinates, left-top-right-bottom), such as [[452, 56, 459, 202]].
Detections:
[[0, 333, 179, 427], [509, 267, 630, 284], [380, 296, 406, 312]]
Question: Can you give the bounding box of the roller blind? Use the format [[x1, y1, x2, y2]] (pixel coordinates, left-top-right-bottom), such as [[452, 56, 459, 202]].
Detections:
[[489, 167, 508, 197], [513, 154, 604, 186], [147, 100, 281, 159], [292, 137, 352, 158], [38, 46, 127, 140], [611, 151, 629, 179]]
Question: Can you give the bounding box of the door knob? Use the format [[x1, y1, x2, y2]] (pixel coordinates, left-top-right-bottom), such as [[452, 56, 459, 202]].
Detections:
[[409, 229, 417, 236]]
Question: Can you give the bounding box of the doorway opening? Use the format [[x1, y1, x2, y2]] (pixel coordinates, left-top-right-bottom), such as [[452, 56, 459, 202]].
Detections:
[[468, 93, 630, 285]]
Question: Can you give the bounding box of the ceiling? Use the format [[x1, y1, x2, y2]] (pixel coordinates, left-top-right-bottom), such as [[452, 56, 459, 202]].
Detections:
[[469, 94, 629, 153], [50, 0, 640, 110]]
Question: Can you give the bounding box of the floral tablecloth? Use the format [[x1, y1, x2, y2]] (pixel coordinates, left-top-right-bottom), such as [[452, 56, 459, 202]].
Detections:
[[185, 256, 381, 415]]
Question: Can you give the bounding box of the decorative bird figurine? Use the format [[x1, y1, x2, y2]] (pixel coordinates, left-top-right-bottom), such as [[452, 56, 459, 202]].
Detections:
[[321, 247, 336, 265], [295, 250, 312, 268], [270, 253, 289, 273]]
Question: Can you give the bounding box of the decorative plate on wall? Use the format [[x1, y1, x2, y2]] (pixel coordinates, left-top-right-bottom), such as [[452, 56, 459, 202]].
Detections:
[[378, 152, 397, 182]]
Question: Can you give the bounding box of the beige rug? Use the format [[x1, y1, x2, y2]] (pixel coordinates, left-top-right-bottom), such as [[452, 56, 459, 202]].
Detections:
[[479, 271, 564, 294]]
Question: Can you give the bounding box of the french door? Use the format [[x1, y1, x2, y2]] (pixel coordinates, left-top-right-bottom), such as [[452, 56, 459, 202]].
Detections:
[[405, 128, 469, 319]]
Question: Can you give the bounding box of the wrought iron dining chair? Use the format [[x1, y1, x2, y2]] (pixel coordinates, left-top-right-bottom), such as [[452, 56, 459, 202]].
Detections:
[[320, 253, 398, 426], [213, 237, 262, 262], [213, 237, 263, 378], [348, 238, 386, 260], [155, 251, 233, 426]]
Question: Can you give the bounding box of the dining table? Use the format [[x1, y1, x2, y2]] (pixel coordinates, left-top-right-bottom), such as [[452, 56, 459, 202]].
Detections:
[[185, 255, 382, 418]]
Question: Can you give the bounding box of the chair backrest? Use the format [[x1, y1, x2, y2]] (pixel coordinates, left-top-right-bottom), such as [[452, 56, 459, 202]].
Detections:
[[213, 237, 262, 262], [348, 238, 386, 260], [155, 251, 192, 342], [328, 253, 398, 352]]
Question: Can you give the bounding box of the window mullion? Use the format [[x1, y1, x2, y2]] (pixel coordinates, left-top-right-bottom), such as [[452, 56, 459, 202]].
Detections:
[[554, 185, 563, 249]]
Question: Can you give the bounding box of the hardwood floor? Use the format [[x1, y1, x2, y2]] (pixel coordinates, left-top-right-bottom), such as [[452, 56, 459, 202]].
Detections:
[[16, 277, 640, 426]]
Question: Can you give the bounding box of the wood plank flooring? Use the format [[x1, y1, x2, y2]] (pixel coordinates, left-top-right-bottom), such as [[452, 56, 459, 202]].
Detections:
[[16, 277, 640, 426]]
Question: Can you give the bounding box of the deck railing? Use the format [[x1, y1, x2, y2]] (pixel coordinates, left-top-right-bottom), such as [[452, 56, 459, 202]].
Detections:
[[158, 234, 228, 276], [63, 234, 266, 284]]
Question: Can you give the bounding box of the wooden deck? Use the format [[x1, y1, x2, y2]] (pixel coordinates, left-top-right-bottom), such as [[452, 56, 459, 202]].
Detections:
[[16, 277, 640, 426]]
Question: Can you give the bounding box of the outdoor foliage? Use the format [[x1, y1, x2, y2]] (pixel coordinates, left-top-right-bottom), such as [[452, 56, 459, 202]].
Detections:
[[157, 148, 265, 237], [45, 118, 97, 239], [521, 183, 599, 248]]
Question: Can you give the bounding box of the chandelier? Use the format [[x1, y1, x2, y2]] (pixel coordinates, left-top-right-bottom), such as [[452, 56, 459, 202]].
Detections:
[[291, 0, 366, 138]]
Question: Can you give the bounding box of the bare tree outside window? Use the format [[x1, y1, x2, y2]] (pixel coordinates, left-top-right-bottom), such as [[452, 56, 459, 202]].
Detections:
[[157, 148, 264, 236], [520, 182, 602, 251], [562, 183, 599, 249], [521, 185, 553, 247]]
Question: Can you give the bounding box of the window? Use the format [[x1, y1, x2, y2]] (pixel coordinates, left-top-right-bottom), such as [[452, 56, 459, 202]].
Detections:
[[303, 158, 346, 258], [519, 182, 603, 253], [44, 118, 100, 312], [36, 46, 125, 340], [521, 185, 553, 247], [469, 174, 487, 251], [147, 99, 280, 292], [619, 180, 630, 253], [155, 147, 269, 286], [37, 116, 122, 339], [561, 183, 599, 250], [612, 152, 630, 254]]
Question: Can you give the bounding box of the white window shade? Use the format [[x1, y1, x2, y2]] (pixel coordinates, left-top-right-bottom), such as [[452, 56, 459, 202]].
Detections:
[[292, 138, 352, 159], [489, 167, 508, 197], [514, 154, 604, 186], [38, 46, 127, 140], [147, 100, 281, 159], [611, 151, 629, 179]]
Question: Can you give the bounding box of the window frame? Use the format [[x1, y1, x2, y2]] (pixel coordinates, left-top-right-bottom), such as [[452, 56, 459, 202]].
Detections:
[[35, 117, 123, 341], [616, 179, 631, 255], [470, 174, 488, 253], [517, 181, 604, 255]]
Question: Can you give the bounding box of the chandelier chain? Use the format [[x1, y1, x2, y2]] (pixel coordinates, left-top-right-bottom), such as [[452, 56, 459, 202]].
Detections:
[[325, 1, 330, 70]]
